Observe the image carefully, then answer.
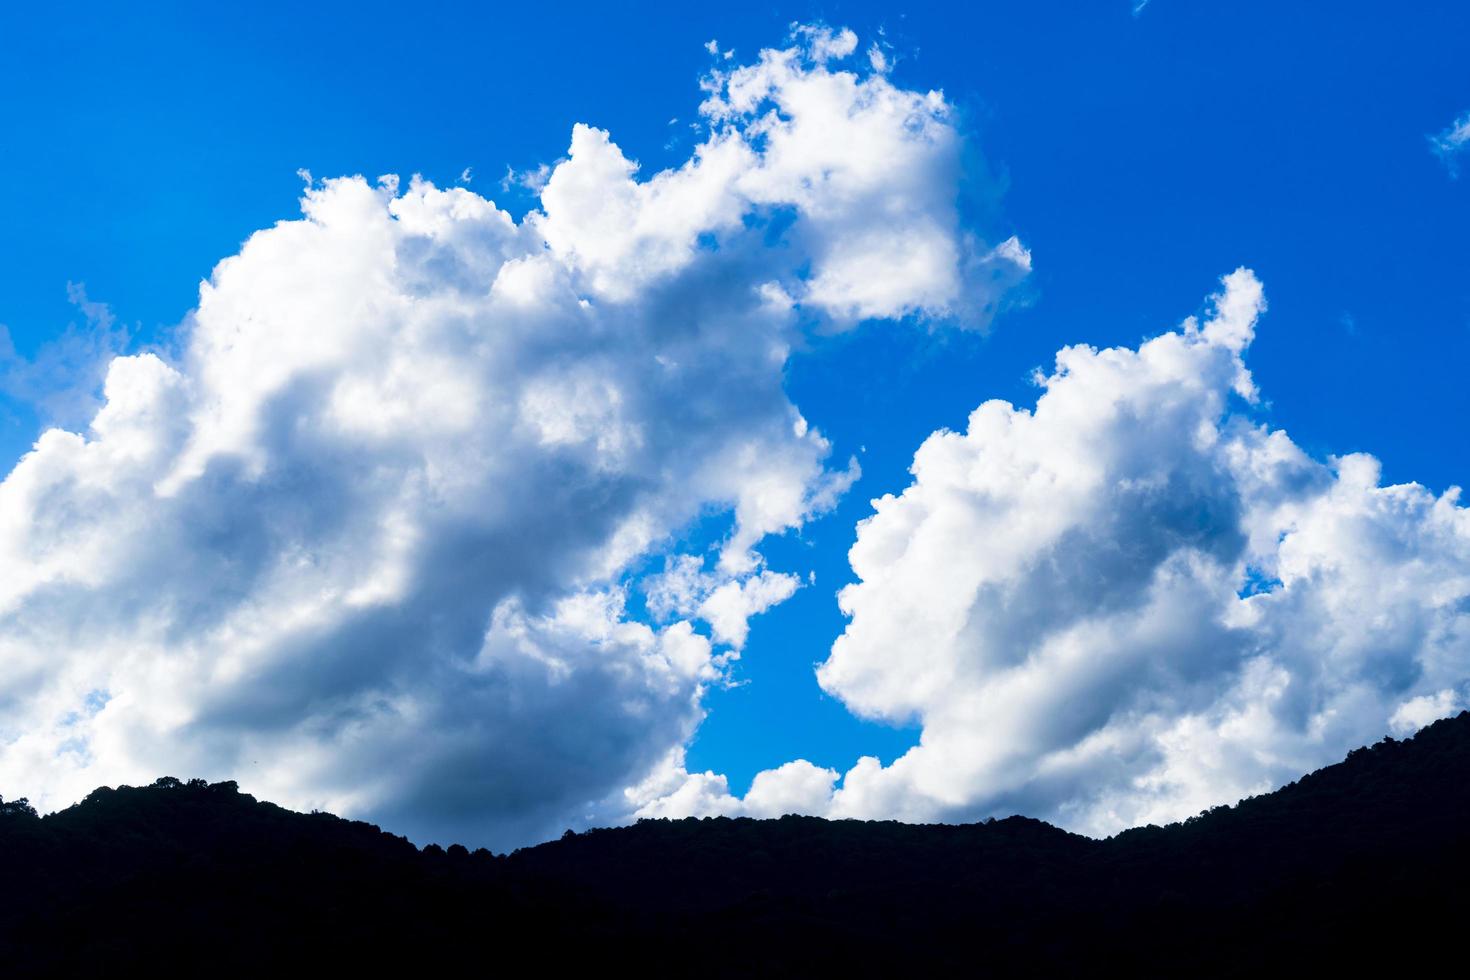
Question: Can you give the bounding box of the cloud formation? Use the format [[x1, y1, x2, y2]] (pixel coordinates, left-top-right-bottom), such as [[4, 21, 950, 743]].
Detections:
[[1430, 110, 1470, 177], [645, 270, 1470, 833], [0, 28, 1025, 849]]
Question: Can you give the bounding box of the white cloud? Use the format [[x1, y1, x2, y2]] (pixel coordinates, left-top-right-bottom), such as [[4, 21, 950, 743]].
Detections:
[[626, 749, 837, 820], [645, 554, 803, 650], [790, 25, 858, 64], [0, 27, 1023, 849], [697, 32, 1028, 327], [640, 269, 1470, 834], [1390, 688, 1464, 736], [500, 162, 552, 194], [698, 571, 802, 650], [1430, 110, 1470, 177]]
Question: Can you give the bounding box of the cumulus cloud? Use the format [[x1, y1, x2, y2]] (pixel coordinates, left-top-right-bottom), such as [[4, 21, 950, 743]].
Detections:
[[696, 34, 1030, 327], [1389, 688, 1464, 736], [824, 268, 1470, 832], [642, 269, 1470, 833], [0, 27, 1023, 849], [627, 749, 838, 820]]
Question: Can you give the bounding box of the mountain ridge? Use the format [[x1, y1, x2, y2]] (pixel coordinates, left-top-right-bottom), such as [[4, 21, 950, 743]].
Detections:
[[4, 713, 1469, 975]]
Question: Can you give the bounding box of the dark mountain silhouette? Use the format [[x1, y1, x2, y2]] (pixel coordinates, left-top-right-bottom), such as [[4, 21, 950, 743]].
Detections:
[[3, 713, 1469, 976]]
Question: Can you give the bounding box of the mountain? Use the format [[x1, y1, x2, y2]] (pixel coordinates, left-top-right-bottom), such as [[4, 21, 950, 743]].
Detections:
[[4, 713, 1469, 976]]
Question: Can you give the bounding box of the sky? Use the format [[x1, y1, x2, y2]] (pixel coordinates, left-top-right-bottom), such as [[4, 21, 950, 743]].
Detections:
[[1, 2, 1468, 849]]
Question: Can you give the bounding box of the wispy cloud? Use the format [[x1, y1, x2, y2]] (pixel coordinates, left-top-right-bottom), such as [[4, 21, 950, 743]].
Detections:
[[0, 283, 132, 430], [1430, 110, 1470, 176], [500, 161, 552, 193]]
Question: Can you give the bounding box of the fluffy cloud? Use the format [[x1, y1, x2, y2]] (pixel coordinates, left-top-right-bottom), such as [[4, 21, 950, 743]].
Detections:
[[645, 554, 803, 650], [644, 270, 1470, 832], [826, 268, 1470, 832], [0, 28, 1025, 849], [627, 749, 839, 821]]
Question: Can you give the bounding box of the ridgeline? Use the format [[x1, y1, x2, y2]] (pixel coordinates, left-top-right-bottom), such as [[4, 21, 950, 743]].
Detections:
[[4, 713, 1469, 975]]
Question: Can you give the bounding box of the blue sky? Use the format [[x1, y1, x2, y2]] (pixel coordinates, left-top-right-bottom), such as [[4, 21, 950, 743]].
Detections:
[[2, 3, 1468, 846]]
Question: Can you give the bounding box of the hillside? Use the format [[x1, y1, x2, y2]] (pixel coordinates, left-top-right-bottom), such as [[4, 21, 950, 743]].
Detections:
[[4, 713, 1469, 975]]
